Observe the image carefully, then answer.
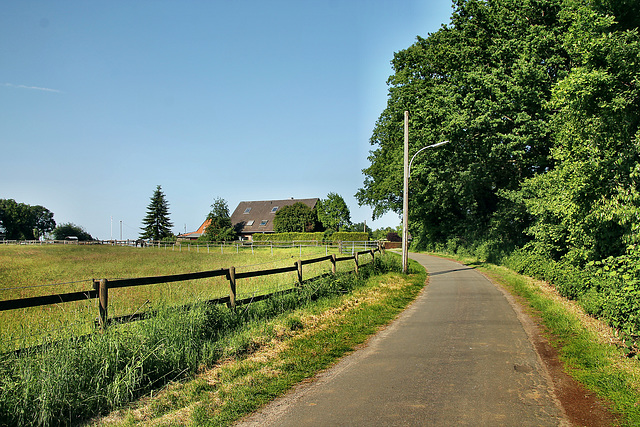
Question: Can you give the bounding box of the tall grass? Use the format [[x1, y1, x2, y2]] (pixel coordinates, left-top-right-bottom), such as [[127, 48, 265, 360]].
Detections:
[[0, 252, 400, 426]]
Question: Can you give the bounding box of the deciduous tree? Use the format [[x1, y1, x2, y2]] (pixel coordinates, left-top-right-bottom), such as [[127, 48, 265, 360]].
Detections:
[[317, 193, 351, 232], [0, 199, 55, 240], [53, 223, 94, 241], [201, 197, 236, 242], [514, 2, 640, 264], [273, 202, 318, 233], [357, 0, 573, 249]]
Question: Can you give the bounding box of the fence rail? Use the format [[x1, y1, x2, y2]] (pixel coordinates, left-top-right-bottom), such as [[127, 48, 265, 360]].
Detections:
[[0, 239, 382, 246], [0, 245, 384, 331]]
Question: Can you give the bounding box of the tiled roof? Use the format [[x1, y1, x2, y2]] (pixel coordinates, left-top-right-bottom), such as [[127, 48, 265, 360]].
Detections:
[[188, 198, 319, 237], [230, 198, 318, 234]]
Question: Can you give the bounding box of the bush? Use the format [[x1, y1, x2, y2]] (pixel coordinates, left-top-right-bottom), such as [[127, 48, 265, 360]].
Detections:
[[445, 237, 464, 255], [386, 232, 401, 242], [503, 249, 591, 300]]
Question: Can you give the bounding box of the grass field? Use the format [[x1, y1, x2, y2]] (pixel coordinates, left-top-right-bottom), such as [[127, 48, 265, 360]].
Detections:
[[0, 244, 360, 351], [0, 247, 403, 426]]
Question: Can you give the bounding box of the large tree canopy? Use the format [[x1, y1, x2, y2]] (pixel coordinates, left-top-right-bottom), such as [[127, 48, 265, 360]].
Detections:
[[515, 3, 640, 263], [0, 199, 55, 240], [140, 185, 174, 241], [357, 0, 639, 264], [273, 202, 319, 233], [316, 193, 351, 232], [53, 223, 94, 241]]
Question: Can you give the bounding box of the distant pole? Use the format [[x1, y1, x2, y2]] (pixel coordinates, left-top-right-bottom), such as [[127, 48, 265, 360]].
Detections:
[[120, 220, 122, 241], [402, 111, 409, 274], [110, 216, 113, 241]]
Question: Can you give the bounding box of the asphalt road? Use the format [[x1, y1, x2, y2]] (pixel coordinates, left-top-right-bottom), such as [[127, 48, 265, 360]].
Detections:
[[237, 253, 568, 426]]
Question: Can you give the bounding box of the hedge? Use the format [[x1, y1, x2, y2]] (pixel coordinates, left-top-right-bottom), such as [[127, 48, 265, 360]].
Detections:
[[252, 233, 324, 242], [502, 250, 591, 300], [251, 232, 370, 243], [331, 232, 369, 242]]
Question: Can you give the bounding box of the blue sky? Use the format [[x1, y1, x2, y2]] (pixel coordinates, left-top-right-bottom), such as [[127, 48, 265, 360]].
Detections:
[[2, 0, 454, 240]]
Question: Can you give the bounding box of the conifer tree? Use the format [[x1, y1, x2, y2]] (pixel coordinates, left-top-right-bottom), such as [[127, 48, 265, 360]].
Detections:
[[140, 185, 173, 241]]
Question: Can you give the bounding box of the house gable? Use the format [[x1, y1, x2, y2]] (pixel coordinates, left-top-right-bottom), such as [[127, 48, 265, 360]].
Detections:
[[182, 198, 319, 241], [230, 198, 319, 237]]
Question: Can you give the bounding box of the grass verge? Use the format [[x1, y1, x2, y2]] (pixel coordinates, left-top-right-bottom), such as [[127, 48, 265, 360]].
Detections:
[[435, 252, 640, 426], [90, 256, 426, 426]]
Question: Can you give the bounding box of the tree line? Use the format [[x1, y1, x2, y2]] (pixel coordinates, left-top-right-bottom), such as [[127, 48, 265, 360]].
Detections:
[[140, 186, 394, 242], [357, 0, 639, 267], [2, 187, 396, 243], [0, 199, 93, 241]]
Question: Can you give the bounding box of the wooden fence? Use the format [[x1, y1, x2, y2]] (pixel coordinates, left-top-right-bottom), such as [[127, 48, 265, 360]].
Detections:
[[0, 246, 384, 330]]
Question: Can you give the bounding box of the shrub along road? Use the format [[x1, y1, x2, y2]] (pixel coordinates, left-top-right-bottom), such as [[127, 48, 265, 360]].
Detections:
[[237, 253, 615, 426]]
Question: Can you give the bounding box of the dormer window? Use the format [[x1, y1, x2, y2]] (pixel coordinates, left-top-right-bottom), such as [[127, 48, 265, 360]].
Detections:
[[246, 220, 255, 226], [259, 220, 268, 226], [271, 206, 279, 213], [243, 207, 252, 214]]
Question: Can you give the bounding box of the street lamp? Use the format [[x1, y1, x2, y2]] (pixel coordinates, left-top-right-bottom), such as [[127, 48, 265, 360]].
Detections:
[[402, 110, 449, 273], [408, 140, 449, 177]]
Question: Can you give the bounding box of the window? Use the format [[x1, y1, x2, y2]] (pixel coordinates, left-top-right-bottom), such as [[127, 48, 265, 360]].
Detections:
[[259, 220, 268, 226], [246, 220, 255, 226], [243, 207, 252, 214], [270, 206, 279, 213]]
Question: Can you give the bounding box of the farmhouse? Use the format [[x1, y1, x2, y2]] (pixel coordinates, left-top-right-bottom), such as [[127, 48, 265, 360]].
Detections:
[[181, 198, 319, 241]]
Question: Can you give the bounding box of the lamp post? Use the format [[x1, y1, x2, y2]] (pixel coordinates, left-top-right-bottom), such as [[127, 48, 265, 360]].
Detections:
[[402, 110, 449, 273]]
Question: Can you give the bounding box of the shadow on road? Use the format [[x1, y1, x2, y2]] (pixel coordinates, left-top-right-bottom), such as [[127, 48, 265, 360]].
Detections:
[[426, 267, 474, 276]]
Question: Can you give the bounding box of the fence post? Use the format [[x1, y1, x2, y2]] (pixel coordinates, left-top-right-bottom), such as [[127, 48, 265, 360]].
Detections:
[[331, 254, 336, 274], [354, 252, 359, 275], [94, 279, 109, 329], [296, 260, 303, 287], [227, 267, 237, 308]]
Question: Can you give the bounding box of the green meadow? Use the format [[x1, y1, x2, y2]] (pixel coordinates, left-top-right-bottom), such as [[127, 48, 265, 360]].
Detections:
[[0, 243, 358, 351], [0, 244, 401, 426]]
